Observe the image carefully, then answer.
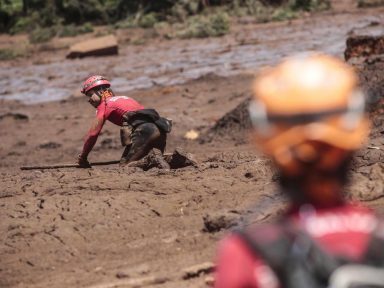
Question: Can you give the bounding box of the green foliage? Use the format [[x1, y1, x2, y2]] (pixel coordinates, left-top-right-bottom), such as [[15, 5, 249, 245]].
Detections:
[[130, 38, 146, 45], [57, 22, 93, 37], [0, 46, 29, 61], [209, 12, 231, 36], [60, 0, 109, 24], [271, 7, 297, 21], [0, 0, 331, 40], [138, 13, 158, 28], [9, 16, 36, 34], [0, 0, 23, 12], [290, 0, 330, 11], [0, 48, 20, 60], [114, 18, 136, 29], [78, 22, 94, 33], [176, 12, 230, 39], [29, 26, 56, 43], [357, 0, 384, 7], [227, 0, 328, 22]]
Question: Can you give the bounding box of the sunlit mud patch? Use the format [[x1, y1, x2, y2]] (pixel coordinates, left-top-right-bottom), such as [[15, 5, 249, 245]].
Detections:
[[356, 56, 384, 107], [348, 163, 384, 202]]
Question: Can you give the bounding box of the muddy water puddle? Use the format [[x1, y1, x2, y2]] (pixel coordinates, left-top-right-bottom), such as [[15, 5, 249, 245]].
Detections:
[[0, 11, 382, 104]]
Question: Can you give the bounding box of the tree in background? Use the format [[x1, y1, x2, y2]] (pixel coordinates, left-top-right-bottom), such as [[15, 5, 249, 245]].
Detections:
[[0, 0, 330, 34]]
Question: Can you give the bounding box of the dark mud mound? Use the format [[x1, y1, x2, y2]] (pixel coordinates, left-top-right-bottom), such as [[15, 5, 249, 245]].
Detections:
[[345, 23, 384, 107], [353, 55, 384, 108], [200, 96, 252, 144], [345, 26, 384, 171], [345, 35, 384, 61]]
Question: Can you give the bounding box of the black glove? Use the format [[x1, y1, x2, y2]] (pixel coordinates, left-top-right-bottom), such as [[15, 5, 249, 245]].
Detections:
[[77, 154, 91, 168]]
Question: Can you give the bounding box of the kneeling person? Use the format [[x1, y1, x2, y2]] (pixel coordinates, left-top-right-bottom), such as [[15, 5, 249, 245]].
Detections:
[[77, 75, 171, 168]]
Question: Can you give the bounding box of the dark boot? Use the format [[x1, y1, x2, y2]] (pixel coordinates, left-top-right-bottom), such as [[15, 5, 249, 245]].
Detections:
[[127, 148, 170, 170], [120, 122, 167, 166]]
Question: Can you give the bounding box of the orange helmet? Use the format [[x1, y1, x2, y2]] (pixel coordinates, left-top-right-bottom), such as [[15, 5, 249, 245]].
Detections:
[[249, 53, 369, 175]]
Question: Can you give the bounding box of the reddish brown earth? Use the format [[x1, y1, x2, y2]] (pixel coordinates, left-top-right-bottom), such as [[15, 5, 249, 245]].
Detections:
[[1, 2, 384, 288]]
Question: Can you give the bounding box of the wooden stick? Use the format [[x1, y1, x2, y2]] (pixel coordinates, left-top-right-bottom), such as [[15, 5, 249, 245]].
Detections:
[[20, 160, 120, 170]]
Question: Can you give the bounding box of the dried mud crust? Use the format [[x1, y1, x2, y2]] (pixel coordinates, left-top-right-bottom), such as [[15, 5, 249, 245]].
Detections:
[[2, 4, 384, 288], [352, 55, 384, 107]]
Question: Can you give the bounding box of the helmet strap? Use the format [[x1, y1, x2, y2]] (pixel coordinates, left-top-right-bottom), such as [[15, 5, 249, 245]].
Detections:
[[279, 154, 351, 208], [100, 89, 113, 99]]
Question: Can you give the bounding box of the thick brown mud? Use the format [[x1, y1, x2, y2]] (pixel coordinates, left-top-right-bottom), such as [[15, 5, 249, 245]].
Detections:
[[1, 3, 384, 288]]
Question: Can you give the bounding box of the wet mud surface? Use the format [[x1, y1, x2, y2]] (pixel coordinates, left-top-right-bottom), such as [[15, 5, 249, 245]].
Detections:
[[1, 5, 383, 104], [1, 3, 384, 288]]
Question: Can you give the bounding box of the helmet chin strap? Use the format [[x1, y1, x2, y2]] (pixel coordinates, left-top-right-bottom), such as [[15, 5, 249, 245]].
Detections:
[[278, 150, 351, 207], [96, 89, 113, 101]]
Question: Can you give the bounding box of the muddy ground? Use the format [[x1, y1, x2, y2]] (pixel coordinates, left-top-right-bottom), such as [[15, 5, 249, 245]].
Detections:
[[1, 2, 384, 288]]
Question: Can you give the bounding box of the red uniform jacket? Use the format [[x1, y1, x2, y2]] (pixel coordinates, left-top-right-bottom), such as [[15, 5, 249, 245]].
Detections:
[[81, 96, 144, 158], [215, 204, 381, 288]]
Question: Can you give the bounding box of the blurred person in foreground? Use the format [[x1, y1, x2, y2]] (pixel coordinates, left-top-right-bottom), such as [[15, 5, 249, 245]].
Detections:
[[77, 75, 172, 168], [214, 53, 384, 288]]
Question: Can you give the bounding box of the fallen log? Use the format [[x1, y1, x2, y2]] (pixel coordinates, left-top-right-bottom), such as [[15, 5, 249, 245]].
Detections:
[[20, 160, 120, 170]]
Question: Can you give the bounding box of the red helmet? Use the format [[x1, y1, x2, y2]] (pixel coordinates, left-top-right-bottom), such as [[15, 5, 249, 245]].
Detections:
[[81, 75, 111, 94]]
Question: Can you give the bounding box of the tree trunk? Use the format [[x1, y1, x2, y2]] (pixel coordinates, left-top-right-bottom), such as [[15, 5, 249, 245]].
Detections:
[[22, 0, 28, 15]]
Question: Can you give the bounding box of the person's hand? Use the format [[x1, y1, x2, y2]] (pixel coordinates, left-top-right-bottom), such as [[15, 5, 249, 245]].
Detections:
[[77, 154, 91, 168]]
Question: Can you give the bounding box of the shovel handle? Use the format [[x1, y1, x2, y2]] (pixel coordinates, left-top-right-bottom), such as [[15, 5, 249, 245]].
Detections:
[[20, 160, 120, 170]]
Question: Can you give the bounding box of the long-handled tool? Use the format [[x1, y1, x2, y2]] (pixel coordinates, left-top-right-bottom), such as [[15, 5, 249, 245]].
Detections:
[[20, 160, 120, 170]]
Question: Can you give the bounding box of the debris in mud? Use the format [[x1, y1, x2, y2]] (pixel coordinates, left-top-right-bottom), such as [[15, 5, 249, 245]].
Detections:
[[0, 112, 29, 121], [244, 172, 254, 178], [345, 22, 384, 108], [357, 0, 384, 8], [128, 147, 197, 171], [200, 96, 252, 144], [115, 272, 129, 279], [202, 211, 243, 233], [205, 275, 215, 286], [345, 35, 384, 61], [127, 148, 170, 170], [38, 141, 62, 149], [115, 263, 150, 279], [165, 147, 198, 169], [16, 141, 26, 147], [182, 262, 215, 280], [66, 35, 118, 59], [90, 276, 169, 288]]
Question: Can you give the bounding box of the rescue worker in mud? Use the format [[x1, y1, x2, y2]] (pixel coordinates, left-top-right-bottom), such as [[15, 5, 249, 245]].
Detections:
[[77, 75, 172, 168], [214, 53, 384, 288]]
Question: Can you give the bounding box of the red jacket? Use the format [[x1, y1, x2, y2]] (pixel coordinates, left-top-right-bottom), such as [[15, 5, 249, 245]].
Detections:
[[215, 203, 381, 288], [81, 96, 144, 158]]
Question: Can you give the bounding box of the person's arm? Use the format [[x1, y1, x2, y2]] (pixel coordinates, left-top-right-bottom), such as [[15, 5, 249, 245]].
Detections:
[[78, 113, 105, 166]]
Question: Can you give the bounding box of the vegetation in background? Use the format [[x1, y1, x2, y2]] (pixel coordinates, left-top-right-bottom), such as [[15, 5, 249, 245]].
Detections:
[[357, 0, 384, 7], [0, 0, 331, 47], [176, 12, 230, 39], [0, 44, 30, 60]]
